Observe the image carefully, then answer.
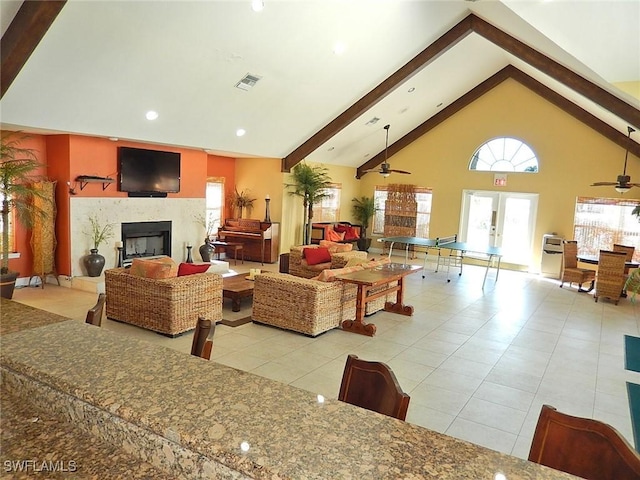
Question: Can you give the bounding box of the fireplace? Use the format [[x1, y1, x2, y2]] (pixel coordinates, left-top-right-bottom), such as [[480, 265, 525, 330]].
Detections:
[[121, 221, 171, 264]]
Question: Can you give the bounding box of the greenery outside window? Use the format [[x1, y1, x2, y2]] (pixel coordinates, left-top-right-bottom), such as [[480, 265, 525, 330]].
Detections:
[[469, 137, 539, 172], [574, 197, 640, 262], [373, 185, 432, 237], [205, 178, 224, 234], [316, 183, 341, 222]]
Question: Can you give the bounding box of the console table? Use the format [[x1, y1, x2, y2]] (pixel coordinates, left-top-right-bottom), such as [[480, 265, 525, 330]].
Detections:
[[335, 263, 422, 336]]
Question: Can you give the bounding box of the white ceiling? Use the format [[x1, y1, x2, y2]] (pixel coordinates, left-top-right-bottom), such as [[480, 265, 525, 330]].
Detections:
[[1, 0, 639, 169]]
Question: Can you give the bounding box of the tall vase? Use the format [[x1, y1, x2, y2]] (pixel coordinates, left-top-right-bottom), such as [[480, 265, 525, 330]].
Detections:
[[199, 239, 215, 262], [83, 248, 106, 277]]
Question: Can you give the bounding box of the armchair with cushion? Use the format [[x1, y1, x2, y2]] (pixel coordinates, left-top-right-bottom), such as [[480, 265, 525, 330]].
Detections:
[[560, 240, 596, 291], [288, 243, 367, 279], [105, 258, 223, 337]]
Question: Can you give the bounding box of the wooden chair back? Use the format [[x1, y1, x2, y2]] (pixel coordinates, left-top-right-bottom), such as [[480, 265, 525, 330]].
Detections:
[[529, 405, 640, 480], [338, 354, 410, 421], [85, 293, 106, 326], [191, 316, 215, 360], [595, 250, 627, 304]]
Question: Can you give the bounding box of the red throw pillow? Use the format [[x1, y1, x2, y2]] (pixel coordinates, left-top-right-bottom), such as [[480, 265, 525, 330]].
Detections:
[[344, 226, 360, 241], [304, 247, 332, 265], [177, 262, 210, 276]]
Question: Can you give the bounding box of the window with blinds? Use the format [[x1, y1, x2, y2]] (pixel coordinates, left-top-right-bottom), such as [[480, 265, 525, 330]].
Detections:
[[315, 184, 341, 222], [574, 197, 640, 261], [205, 178, 225, 235], [372, 185, 432, 237]]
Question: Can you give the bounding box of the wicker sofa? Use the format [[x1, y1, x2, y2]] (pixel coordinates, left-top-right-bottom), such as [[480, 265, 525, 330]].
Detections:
[[252, 258, 395, 336], [288, 244, 367, 279], [105, 268, 223, 337]]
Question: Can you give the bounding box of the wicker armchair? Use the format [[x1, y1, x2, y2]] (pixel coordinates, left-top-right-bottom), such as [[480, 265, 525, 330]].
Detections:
[[288, 245, 367, 279], [594, 250, 627, 305], [105, 268, 223, 337], [252, 272, 357, 336], [560, 240, 596, 291]]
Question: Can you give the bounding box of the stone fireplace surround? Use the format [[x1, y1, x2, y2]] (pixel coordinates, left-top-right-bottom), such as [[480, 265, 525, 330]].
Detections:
[[70, 197, 204, 278]]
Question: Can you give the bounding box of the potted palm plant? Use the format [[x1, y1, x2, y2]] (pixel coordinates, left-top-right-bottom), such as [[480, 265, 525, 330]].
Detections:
[[230, 187, 256, 219], [1, 131, 49, 298], [285, 162, 332, 244], [352, 196, 376, 252]]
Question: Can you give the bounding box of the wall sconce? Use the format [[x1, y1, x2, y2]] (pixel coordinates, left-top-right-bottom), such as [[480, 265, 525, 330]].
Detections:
[[67, 181, 77, 195]]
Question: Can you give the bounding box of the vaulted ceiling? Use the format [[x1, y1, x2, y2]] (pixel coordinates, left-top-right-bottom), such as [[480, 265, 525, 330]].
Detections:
[[1, 0, 639, 176]]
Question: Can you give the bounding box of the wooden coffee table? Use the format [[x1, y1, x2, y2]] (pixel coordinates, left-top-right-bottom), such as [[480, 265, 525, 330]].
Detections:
[[222, 273, 254, 312]]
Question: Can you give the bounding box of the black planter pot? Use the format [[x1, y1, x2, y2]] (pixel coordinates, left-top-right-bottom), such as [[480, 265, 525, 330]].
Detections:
[[0, 271, 19, 299], [357, 238, 372, 252], [199, 240, 215, 262], [83, 248, 106, 277]]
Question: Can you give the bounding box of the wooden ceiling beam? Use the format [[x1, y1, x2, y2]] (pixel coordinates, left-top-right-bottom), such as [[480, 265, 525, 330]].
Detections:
[[470, 14, 640, 129], [1, 0, 66, 99], [281, 15, 475, 172]]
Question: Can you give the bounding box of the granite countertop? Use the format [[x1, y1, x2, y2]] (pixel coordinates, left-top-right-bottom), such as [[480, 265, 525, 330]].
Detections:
[[1, 300, 577, 479], [0, 297, 70, 335]]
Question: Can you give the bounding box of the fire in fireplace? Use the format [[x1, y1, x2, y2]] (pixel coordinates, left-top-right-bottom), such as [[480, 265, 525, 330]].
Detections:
[[121, 221, 171, 264]]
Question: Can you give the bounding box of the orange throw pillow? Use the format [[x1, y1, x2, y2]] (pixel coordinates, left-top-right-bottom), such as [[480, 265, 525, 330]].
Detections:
[[325, 228, 345, 242], [130, 257, 178, 279]]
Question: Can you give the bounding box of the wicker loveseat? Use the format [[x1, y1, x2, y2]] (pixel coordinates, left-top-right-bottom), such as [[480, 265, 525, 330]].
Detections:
[[289, 244, 367, 279], [105, 268, 223, 337], [252, 258, 395, 336]]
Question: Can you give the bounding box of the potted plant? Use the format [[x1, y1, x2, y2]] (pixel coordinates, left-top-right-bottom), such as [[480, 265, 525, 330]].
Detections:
[[626, 269, 640, 301], [82, 214, 114, 277], [230, 187, 256, 219], [285, 162, 333, 244], [352, 196, 376, 252], [0, 132, 49, 299]]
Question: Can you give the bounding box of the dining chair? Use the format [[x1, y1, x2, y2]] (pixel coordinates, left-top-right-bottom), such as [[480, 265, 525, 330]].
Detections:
[[190, 316, 215, 360], [338, 354, 410, 421], [560, 240, 596, 291], [529, 405, 640, 479], [85, 293, 106, 326], [595, 250, 627, 304], [613, 244, 636, 276]]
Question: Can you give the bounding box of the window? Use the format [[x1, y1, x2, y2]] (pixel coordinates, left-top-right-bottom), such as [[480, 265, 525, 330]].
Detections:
[[315, 184, 341, 222], [574, 197, 640, 262], [0, 194, 14, 252], [205, 178, 224, 235], [372, 185, 432, 237], [469, 137, 539, 172]]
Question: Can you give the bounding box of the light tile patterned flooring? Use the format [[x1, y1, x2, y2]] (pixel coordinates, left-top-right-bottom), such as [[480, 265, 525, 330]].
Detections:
[[10, 255, 640, 459]]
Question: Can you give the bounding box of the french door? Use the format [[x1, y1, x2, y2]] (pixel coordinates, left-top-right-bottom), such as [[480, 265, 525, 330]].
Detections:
[[460, 190, 538, 267]]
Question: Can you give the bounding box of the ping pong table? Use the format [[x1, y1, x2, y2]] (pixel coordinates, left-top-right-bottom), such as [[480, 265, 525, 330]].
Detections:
[[378, 235, 503, 289]]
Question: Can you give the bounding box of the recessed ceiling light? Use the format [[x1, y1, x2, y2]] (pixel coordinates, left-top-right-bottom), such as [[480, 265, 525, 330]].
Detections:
[[251, 0, 264, 12], [236, 128, 246, 137], [145, 110, 158, 120], [333, 42, 347, 55]]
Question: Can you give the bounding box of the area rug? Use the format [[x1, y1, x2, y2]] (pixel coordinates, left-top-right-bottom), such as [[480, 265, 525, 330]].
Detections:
[[218, 316, 252, 328], [624, 335, 640, 373], [627, 382, 640, 453]]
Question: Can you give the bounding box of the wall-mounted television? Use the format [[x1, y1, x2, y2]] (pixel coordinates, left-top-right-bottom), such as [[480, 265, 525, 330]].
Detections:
[[118, 147, 181, 196]]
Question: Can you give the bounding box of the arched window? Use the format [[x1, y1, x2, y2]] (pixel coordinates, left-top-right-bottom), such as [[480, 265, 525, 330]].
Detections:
[[469, 137, 538, 172]]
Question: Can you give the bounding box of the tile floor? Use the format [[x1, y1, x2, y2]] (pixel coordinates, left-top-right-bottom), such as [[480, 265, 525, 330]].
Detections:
[[9, 254, 640, 460]]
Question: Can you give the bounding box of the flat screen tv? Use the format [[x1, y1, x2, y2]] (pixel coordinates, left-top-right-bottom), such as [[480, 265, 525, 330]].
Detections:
[[118, 147, 181, 195]]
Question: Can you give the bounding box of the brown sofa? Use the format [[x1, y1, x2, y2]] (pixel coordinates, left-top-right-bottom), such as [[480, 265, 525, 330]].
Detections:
[[105, 268, 223, 337]]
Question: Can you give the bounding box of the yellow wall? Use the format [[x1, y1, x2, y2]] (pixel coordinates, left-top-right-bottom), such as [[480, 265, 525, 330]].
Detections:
[[358, 79, 639, 269], [613, 81, 640, 101]]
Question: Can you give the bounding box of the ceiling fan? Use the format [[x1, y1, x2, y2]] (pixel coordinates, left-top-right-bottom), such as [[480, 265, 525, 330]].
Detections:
[[591, 126, 640, 193], [364, 124, 411, 177]]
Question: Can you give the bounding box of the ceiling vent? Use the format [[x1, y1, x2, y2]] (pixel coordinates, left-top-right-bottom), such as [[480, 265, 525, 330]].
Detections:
[[235, 73, 262, 91], [365, 117, 381, 126]]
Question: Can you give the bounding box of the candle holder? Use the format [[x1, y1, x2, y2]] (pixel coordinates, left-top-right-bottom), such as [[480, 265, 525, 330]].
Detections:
[[116, 246, 124, 268], [264, 196, 271, 222], [186, 245, 194, 263]]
